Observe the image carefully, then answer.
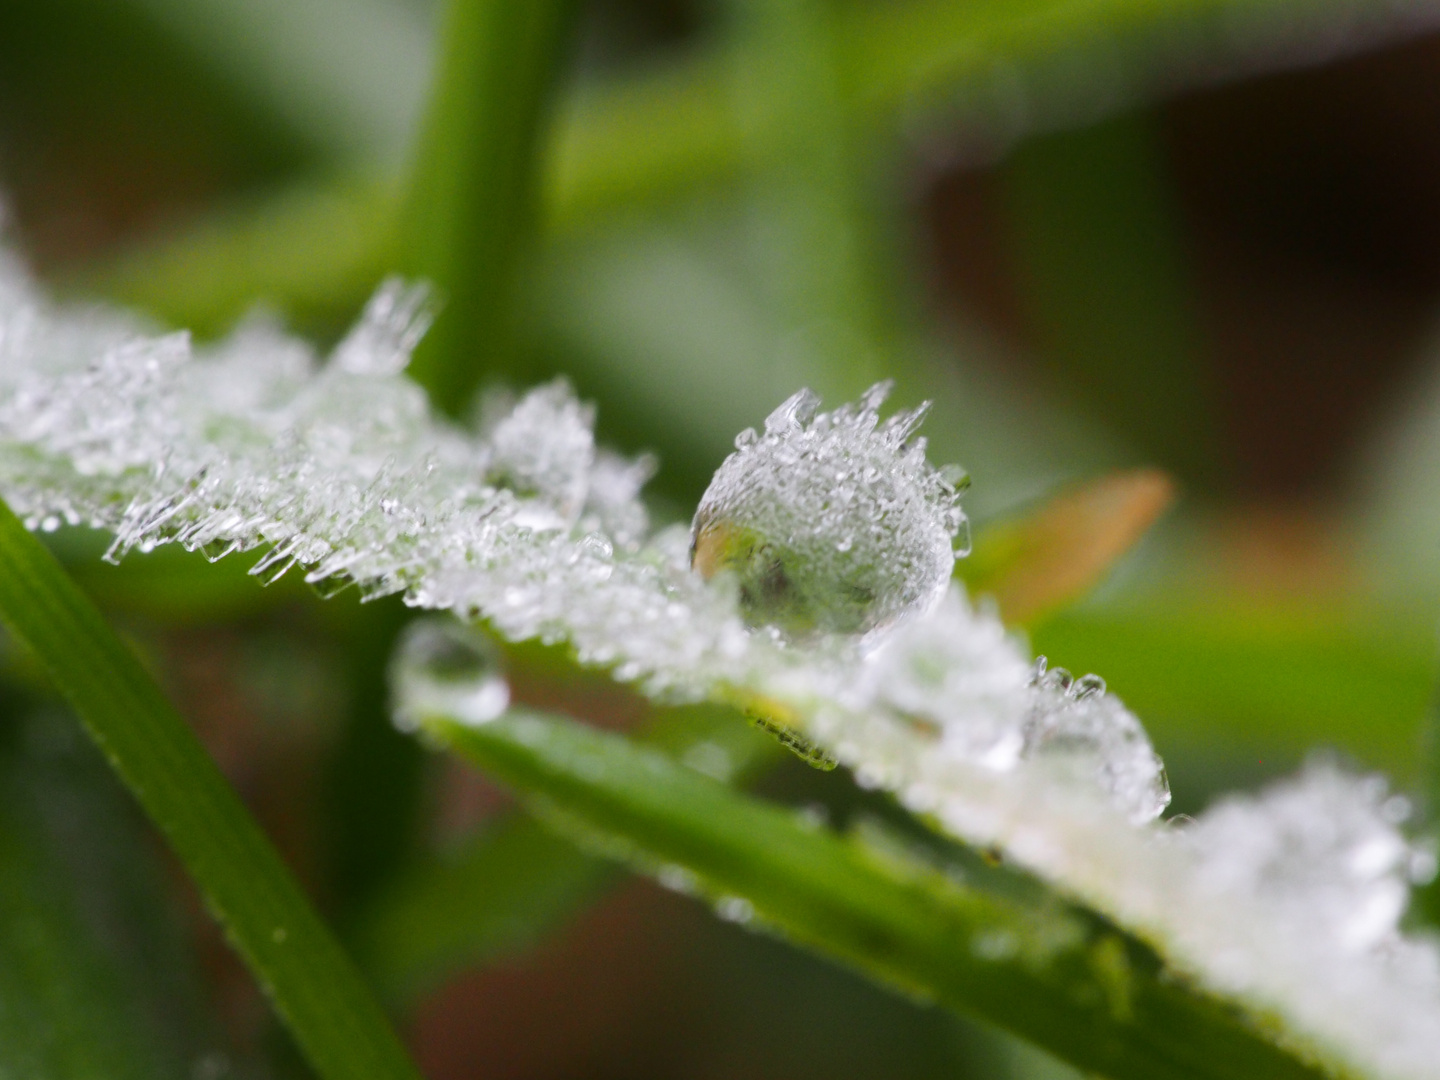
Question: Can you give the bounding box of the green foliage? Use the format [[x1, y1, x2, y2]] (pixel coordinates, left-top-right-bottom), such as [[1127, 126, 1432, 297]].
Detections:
[[420, 705, 1338, 1080], [6, 0, 1440, 1075], [0, 708, 198, 1080], [0, 499, 421, 1080], [403, 0, 577, 411]]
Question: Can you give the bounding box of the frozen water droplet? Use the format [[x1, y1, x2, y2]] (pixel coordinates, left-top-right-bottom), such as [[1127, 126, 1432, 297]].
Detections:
[[939, 463, 970, 492], [691, 384, 964, 637], [952, 517, 972, 558], [391, 617, 509, 732], [1023, 653, 1169, 822], [715, 896, 755, 924], [657, 864, 699, 895], [1042, 666, 1073, 692]]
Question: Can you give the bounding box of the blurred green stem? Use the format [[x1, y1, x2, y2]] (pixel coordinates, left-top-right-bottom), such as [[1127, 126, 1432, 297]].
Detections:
[[422, 705, 1333, 1080], [729, 0, 890, 392], [402, 0, 576, 414]]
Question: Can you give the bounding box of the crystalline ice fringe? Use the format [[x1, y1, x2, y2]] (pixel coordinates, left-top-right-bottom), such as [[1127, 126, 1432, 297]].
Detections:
[[0, 251, 1437, 1078]]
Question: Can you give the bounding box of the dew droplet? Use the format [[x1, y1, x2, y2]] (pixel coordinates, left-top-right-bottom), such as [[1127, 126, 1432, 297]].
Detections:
[[390, 617, 509, 732], [690, 384, 965, 638], [715, 896, 755, 924]]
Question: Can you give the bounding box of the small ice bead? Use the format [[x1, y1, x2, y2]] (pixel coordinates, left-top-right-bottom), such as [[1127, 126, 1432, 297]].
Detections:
[[690, 384, 965, 637], [390, 617, 509, 731]]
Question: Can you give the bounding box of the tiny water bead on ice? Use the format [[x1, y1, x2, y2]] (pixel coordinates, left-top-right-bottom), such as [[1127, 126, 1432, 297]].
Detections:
[[690, 383, 968, 638], [1024, 657, 1171, 824], [390, 617, 509, 732]]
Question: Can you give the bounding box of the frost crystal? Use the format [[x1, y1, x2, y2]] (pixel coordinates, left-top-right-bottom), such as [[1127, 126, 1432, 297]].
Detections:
[[690, 384, 965, 637], [2, 251, 1440, 1079]]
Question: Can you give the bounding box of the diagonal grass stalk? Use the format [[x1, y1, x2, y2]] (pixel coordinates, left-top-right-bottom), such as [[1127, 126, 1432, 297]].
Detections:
[[421, 704, 1345, 1080], [0, 497, 422, 1080]]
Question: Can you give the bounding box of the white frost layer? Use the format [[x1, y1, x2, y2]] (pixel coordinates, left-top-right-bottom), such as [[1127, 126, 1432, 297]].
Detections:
[[0, 257, 1438, 1077]]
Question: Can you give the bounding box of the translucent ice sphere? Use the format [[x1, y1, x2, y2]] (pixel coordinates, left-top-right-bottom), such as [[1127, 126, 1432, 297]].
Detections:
[[691, 383, 967, 638]]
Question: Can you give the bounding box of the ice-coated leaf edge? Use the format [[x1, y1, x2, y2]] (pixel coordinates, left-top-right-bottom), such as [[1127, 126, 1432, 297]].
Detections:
[[420, 705, 1340, 1080]]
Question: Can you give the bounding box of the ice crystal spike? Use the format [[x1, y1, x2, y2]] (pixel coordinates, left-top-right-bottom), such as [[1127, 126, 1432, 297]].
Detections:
[[483, 378, 595, 523], [690, 382, 965, 638], [391, 617, 509, 732], [332, 278, 431, 376]]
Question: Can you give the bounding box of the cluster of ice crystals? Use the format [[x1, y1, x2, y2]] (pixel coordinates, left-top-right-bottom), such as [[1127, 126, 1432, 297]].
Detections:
[[691, 384, 966, 638], [3, 251, 1440, 1078], [1170, 764, 1440, 1079]]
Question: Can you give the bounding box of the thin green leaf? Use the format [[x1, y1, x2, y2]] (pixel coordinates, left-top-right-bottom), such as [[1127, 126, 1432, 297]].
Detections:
[[360, 699, 780, 1000], [0, 497, 422, 1080], [420, 705, 1339, 1080], [0, 709, 195, 1080], [402, 0, 577, 413]]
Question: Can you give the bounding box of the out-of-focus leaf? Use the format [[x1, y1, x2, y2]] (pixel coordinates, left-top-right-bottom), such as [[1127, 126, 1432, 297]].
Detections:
[[119, 0, 431, 161], [360, 701, 779, 1000], [960, 469, 1175, 626], [418, 705, 1334, 1080], [0, 709, 200, 1080], [83, 0, 1440, 333], [0, 497, 422, 1080], [1032, 599, 1437, 803]]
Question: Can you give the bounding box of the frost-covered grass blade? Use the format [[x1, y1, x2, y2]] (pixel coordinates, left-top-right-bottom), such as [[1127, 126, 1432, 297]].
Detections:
[[4, 253, 1440, 1079], [418, 704, 1336, 1080]]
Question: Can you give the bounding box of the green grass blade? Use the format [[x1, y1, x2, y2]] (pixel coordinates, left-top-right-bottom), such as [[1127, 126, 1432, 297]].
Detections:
[[362, 814, 615, 1002], [360, 700, 780, 1000], [419, 706, 1341, 1080], [0, 710, 193, 1080], [0, 497, 422, 1080], [402, 0, 576, 413]]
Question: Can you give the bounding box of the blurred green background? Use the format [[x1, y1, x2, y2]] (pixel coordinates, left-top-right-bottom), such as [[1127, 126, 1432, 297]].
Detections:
[[4, 0, 1440, 1076]]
